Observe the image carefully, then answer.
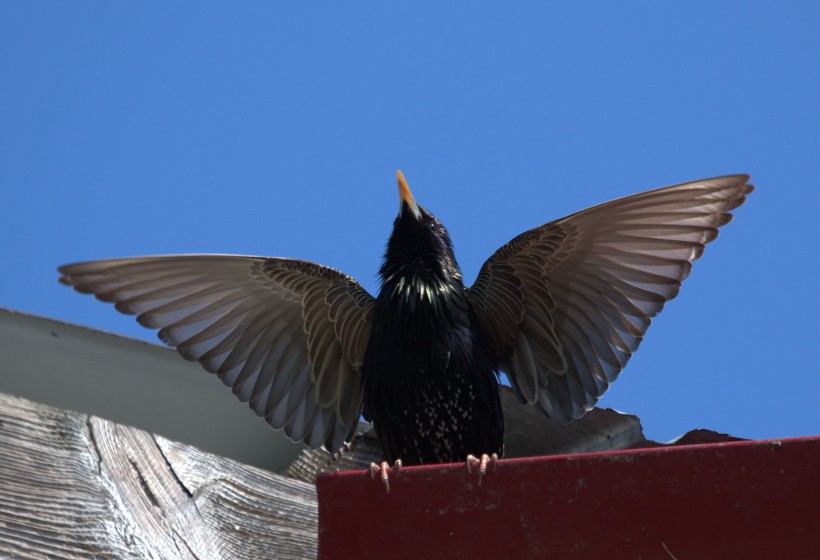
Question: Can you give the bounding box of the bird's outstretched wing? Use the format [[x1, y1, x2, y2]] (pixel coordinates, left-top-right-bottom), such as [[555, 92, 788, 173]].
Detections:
[[59, 255, 374, 451], [468, 175, 753, 423]]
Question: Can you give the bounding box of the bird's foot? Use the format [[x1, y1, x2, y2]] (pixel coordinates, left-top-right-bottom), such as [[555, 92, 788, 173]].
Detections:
[[466, 453, 497, 486], [369, 460, 402, 494]]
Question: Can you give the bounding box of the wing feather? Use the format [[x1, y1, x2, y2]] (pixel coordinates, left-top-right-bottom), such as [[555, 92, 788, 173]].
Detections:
[[59, 254, 374, 451], [469, 175, 753, 423]]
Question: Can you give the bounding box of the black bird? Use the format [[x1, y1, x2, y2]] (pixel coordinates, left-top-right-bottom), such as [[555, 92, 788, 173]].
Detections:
[[59, 171, 752, 484]]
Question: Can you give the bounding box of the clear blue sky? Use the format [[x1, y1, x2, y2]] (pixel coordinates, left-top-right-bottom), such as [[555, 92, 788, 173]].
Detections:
[[2, 3, 818, 444]]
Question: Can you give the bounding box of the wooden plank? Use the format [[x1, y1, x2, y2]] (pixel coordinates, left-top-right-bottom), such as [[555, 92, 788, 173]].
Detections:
[[317, 436, 820, 559], [0, 392, 317, 559]]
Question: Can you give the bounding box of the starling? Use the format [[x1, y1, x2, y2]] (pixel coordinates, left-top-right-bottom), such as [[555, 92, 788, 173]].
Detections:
[[59, 172, 752, 475]]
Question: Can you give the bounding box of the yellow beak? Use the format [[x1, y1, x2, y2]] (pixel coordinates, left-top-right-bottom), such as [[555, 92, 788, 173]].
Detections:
[[397, 170, 422, 220]]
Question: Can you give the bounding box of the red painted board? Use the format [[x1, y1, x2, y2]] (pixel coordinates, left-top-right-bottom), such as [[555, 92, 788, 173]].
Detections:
[[317, 436, 820, 559]]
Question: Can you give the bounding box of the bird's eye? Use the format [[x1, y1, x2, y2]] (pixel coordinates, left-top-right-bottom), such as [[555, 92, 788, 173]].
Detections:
[[429, 222, 437, 231]]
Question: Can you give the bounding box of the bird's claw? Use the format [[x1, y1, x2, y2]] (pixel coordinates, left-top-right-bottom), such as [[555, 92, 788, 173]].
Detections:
[[369, 460, 402, 494], [466, 453, 497, 486]]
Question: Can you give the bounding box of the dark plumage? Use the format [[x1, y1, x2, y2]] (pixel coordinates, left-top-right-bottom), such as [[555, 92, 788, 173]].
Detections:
[[362, 177, 503, 464], [58, 171, 753, 468]]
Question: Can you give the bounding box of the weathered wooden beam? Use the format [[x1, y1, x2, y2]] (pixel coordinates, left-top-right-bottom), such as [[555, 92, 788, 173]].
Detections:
[[0, 392, 317, 559]]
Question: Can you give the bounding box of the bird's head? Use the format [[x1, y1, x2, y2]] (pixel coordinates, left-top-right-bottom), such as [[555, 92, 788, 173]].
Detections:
[[379, 171, 463, 290]]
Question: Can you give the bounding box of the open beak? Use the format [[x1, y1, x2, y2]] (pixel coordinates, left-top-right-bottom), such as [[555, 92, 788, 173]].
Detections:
[[397, 170, 422, 220]]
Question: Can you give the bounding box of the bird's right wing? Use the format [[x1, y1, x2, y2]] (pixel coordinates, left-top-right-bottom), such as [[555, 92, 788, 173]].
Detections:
[[468, 175, 753, 423], [59, 255, 374, 451]]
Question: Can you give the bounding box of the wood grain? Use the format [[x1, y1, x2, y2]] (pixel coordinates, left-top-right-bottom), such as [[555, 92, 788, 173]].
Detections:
[[0, 392, 317, 559]]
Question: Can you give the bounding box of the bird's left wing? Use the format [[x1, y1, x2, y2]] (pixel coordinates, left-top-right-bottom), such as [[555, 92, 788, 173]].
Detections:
[[468, 175, 753, 423], [59, 255, 374, 451]]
